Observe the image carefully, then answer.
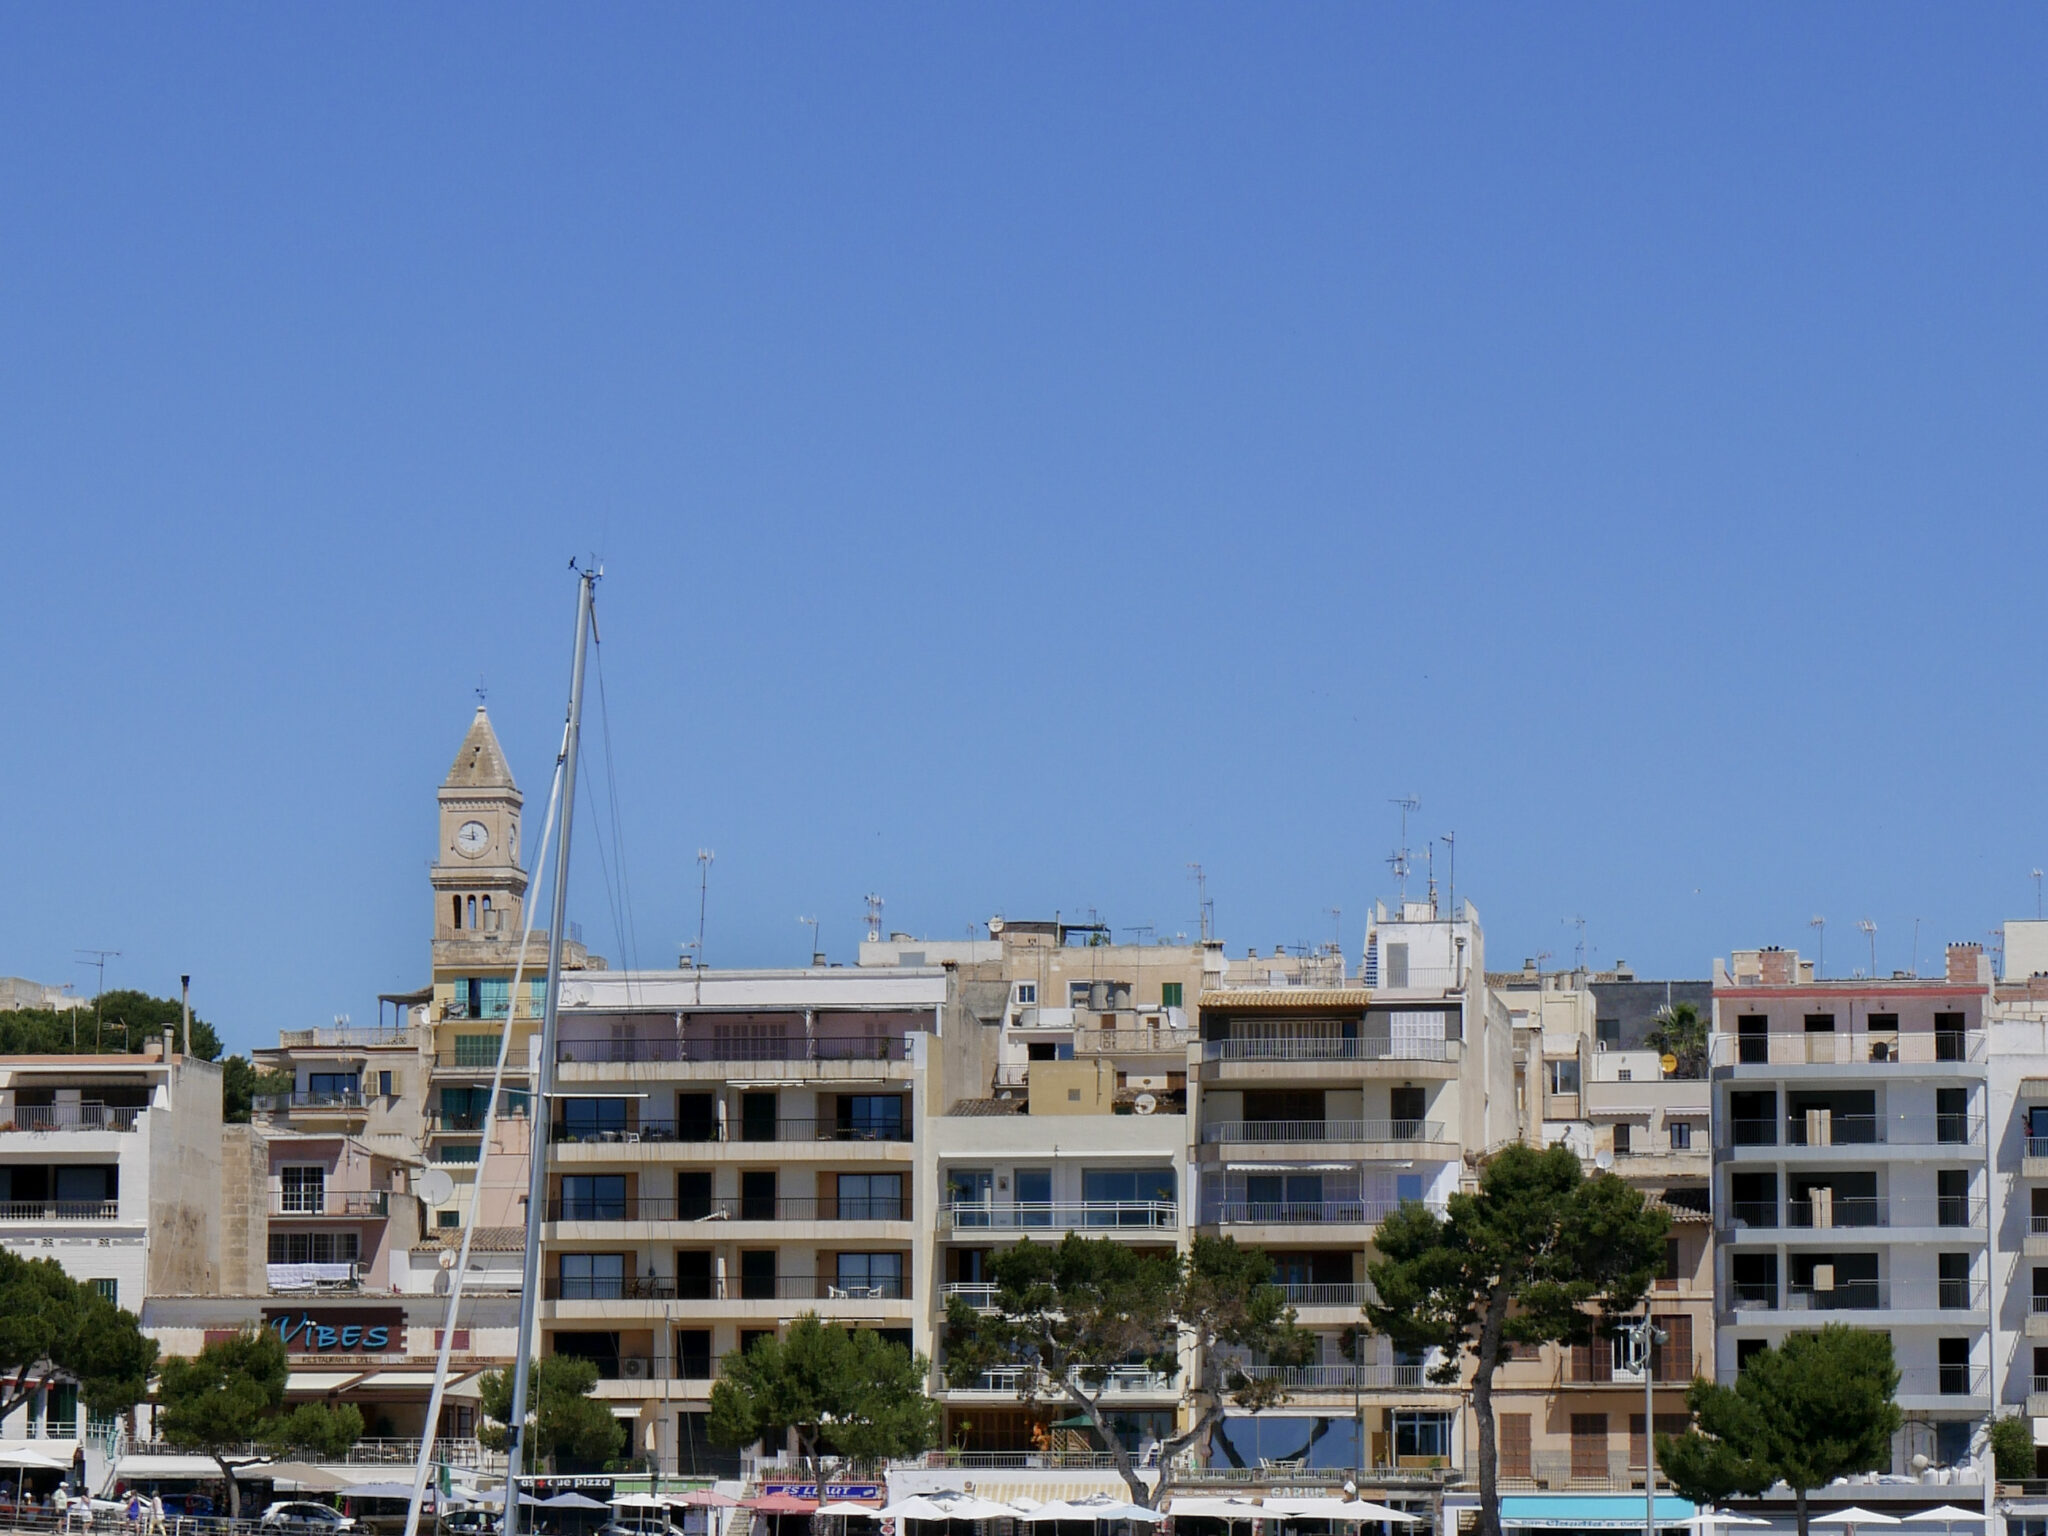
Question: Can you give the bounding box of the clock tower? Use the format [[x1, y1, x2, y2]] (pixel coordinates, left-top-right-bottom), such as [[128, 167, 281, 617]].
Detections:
[[431, 705, 529, 952]]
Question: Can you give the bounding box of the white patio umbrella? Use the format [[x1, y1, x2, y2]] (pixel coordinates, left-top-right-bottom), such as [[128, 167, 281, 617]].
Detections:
[[817, 1504, 883, 1519], [1022, 1498, 1164, 1523], [1808, 1509, 1903, 1536], [875, 1495, 1023, 1523], [1261, 1500, 1416, 1524], [1163, 1499, 1263, 1522], [1901, 1509, 1985, 1536]]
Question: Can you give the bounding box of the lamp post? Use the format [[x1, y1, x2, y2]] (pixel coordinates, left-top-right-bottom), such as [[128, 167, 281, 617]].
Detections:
[[1624, 1315, 1668, 1536]]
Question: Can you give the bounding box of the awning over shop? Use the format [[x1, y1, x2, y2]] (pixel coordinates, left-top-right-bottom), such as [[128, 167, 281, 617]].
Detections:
[[109, 1456, 222, 1480], [1502, 1497, 1696, 1529], [285, 1371, 368, 1394], [351, 1370, 454, 1389]]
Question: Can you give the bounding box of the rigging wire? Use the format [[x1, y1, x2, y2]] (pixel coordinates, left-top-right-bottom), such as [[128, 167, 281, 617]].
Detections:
[[591, 631, 642, 981]]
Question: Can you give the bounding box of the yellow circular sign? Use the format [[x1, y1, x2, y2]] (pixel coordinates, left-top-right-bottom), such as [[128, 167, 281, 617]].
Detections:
[[1660, 1053, 1680, 1075]]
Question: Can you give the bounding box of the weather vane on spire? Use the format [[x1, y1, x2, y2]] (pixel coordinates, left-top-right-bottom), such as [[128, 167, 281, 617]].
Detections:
[[475, 675, 488, 707]]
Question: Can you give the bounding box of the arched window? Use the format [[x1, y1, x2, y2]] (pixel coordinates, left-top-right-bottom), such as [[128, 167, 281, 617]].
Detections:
[[481, 896, 494, 932], [467, 896, 478, 930], [452, 895, 463, 930]]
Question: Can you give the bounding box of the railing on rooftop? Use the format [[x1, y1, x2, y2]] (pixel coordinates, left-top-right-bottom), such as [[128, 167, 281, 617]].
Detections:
[[1201, 1036, 1454, 1063], [4, 1105, 141, 1133], [1200, 1119, 1443, 1145], [275, 1025, 417, 1049], [556, 1034, 911, 1065], [938, 1200, 1178, 1232]]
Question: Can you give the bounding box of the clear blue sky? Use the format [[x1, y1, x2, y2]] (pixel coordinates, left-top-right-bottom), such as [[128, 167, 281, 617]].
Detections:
[[5, 8, 2047, 1052]]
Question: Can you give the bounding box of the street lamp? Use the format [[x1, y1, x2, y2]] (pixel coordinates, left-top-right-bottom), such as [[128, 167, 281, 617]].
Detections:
[[1624, 1315, 1669, 1536]]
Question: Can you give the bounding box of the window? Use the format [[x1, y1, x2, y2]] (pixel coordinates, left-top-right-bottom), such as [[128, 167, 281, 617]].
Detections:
[[306, 1072, 358, 1100], [560, 1175, 626, 1221], [1015, 1167, 1052, 1225], [1938, 1169, 1972, 1227], [675, 1251, 715, 1300], [675, 1329, 712, 1379], [1498, 1414, 1532, 1479], [836, 1252, 906, 1298], [1570, 1413, 1608, 1479], [378, 1071, 393, 1098], [840, 1096, 906, 1141], [1936, 1087, 1969, 1144], [1015, 983, 1037, 1006], [1653, 1315, 1692, 1379], [835, 1173, 904, 1220], [559, 1098, 630, 1142], [1614, 1124, 1632, 1157], [1384, 943, 1410, 989], [739, 1329, 774, 1356], [1940, 1253, 1972, 1310], [1734, 1337, 1767, 1372], [268, 1231, 359, 1264], [1161, 982, 1183, 1009], [1597, 1018, 1620, 1048], [280, 1166, 326, 1214], [454, 1034, 501, 1069], [739, 1170, 777, 1221], [676, 1171, 713, 1221], [557, 1253, 625, 1301], [1548, 1059, 1580, 1095], [93, 1278, 118, 1304], [477, 978, 510, 1019], [739, 1250, 777, 1301], [1938, 1337, 1972, 1395], [1668, 1120, 1693, 1150], [437, 1210, 460, 1229], [1935, 1012, 1967, 1062], [1393, 1410, 1451, 1459], [1082, 1168, 1176, 1225]]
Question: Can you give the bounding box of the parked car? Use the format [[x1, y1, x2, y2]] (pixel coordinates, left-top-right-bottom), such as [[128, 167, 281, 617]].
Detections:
[[261, 1502, 359, 1535]]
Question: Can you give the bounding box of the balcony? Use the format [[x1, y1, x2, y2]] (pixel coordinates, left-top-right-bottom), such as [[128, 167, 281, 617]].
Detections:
[[545, 1194, 910, 1223], [1201, 1036, 1453, 1064], [556, 1034, 909, 1065], [551, 1117, 910, 1146], [1726, 1197, 1987, 1236], [271, 1191, 390, 1218], [543, 1274, 911, 1302], [1199, 1119, 1445, 1147], [1230, 1363, 1428, 1390], [1898, 1366, 1989, 1407], [1713, 1031, 1985, 1070], [2, 1105, 141, 1133], [1276, 1282, 1373, 1308], [1074, 1029, 1190, 1056], [1202, 1199, 1443, 1228], [428, 1109, 490, 1134], [2027, 1137, 2048, 1179], [276, 1025, 417, 1050], [255, 1091, 368, 1117], [945, 1365, 1180, 1397], [0, 1201, 119, 1221], [936, 1200, 1178, 1233], [1726, 1280, 1986, 1319], [1724, 1115, 1986, 1151]]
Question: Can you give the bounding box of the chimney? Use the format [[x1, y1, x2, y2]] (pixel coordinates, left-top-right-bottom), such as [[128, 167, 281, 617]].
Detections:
[[180, 975, 191, 1058], [1758, 946, 1800, 986], [162, 1027, 175, 1061], [1946, 942, 1988, 985]]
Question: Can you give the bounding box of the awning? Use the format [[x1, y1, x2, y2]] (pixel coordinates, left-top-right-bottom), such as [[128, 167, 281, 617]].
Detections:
[[350, 1371, 450, 1389], [109, 1456, 221, 1480], [935, 1481, 1133, 1507], [1502, 1497, 1696, 1528], [286, 1371, 367, 1394]]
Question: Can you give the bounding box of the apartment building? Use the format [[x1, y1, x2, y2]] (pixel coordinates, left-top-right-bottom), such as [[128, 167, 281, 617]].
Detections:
[[1491, 965, 1713, 1491], [535, 965, 953, 1477], [1711, 943, 1993, 1489], [1190, 899, 1513, 1477]]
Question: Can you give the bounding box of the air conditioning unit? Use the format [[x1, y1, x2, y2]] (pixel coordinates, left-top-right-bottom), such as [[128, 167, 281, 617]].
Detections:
[[1126, 1074, 1170, 1092], [620, 1357, 648, 1381]]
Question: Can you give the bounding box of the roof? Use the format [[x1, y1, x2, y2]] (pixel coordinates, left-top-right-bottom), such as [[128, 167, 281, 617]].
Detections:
[[948, 1098, 1028, 1117], [1646, 1196, 1713, 1225], [1198, 989, 1374, 1012], [444, 707, 517, 790], [416, 1227, 528, 1252]]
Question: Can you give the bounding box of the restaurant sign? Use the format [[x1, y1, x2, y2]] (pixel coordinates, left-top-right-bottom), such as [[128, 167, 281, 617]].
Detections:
[[519, 1477, 616, 1500], [261, 1307, 405, 1354], [764, 1485, 883, 1502]]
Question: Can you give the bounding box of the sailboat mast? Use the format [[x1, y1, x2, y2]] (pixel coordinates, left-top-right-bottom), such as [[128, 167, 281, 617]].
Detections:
[[505, 566, 597, 1531]]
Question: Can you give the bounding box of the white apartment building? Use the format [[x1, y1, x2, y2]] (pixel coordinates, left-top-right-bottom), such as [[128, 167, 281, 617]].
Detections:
[[1711, 943, 1993, 1494]]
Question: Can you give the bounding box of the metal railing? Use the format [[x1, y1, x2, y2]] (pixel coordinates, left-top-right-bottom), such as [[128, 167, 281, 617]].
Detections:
[[270, 1191, 390, 1217], [1900, 1366, 1988, 1397], [1276, 1282, 1372, 1306], [938, 1200, 1178, 1231], [545, 1273, 910, 1301], [2030, 1137, 2048, 1159], [554, 1116, 910, 1145], [427, 1109, 490, 1132], [944, 1282, 997, 1308], [5, 1105, 141, 1133], [1716, 1031, 1984, 1067], [0, 1201, 119, 1221], [254, 1091, 366, 1112], [556, 1035, 911, 1064], [1728, 1115, 1985, 1148], [276, 1025, 417, 1049], [1075, 1029, 1190, 1055], [1204, 1199, 1443, 1226], [947, 1365, 1179, 1396], [116, 1435, 503, 1469], [1231, 1363, 1426, 1389], [1200, 1119, 1442, 1145], [1734, 1280, 1984, 1312], [1202, 1036, 1453, 1063], [1786, 1197, 1887, 1228], [546, 1194, 910, 1222]]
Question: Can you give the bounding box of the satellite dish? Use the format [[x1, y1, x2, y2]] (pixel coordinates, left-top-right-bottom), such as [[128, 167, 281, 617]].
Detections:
[[1660, 1054, 1679, 1076], [1134, 1093, 1158, 1116], [1595, 1150, 1614, 1170], [417, 1168, 456, 1205]]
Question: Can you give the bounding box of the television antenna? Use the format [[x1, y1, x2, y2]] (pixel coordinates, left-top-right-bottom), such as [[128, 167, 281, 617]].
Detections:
[[1327, 908, 1342, 964], [798, 915, 820, 964], [1563, 917, 1587, 972], [73, 949, 120, 1052], [864, 893, 885, 943], [1441, 831, 1456, 917], [1186, 863, 1212, 943], [1809, 916, 1825, 980], [1856, 919, 1877, 979], [1387, 796, 1419, 901], [2035, 870, 2044, 920], [693, 851, 715, 968]]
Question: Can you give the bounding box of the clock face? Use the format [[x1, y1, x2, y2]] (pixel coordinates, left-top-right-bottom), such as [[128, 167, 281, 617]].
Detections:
[[455, 820, 490, 857]]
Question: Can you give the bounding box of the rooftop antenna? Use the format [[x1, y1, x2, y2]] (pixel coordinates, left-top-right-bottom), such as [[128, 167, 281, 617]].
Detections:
[[1991, 926, 2006, 980], [74, 949, 120, 1052], [1387, 796, 1419, 902], [1809, 916, 1825, 980], [1856, 918, 1877, 979], [798, 915, 820, 965], [1911, 916, 1922, 977], [864, 893, 885, 943], [1563, 918, 1586, 973], [1441, 831, 1456, 918], [1121, 925, 1156, 947], [2035, 870, 2044, 921], [1328, 908, 1342, 964], [693, 850, 714, 968], [1424, 844, 1437, 916], [1186, 863, 1211, 943]]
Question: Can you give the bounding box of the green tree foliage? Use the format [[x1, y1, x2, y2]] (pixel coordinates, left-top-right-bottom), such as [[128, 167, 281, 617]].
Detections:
[[478, 1354, 625, 1474], [1659, 1327, 1901, 1536], [157, 1328, 363, 1518], [943, 1233, 1310, 1509], [1645, 1002, 1709, 1079], [0, 990, 223, 1060], [707, 1314, 939, 1463], [1367, 1143, 1669, 1536], [1991, 1415, 2035, 1484], [0, 1251, 156, 1423]]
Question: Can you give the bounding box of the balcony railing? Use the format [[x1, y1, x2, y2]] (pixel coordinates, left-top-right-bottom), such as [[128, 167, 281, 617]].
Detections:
[[1230, 1364, 1426, 1389], [277, 1025, 417, 1049], [947, 1365, 1180, 1396], [1200, 1119, 1442, 1145], [1734, 1280, 1984, 1313], [428, 1109, 490, 1133], [545, 1273, 910, 1302], [552, 1117, 910, 1145], [556, 1035, 911, 1065], [1728, 1201, 1780, 1229], [1203, 1199, 1442, 1226], [1202, 1036, 1453, 1063], [1900, 1366, 1988, 1398], [1729, 1115, 1985, 1149], [944, 1282, 998, 1309], [1074, 1030, 1191, 1056], [546, 1195, 910, 1222], [938, 1201, 1178, 1232], [255, 1091, 367, 1113], [1715, 1031, 1984, 1068], [5, 1104, 142, 1133], [2030, 1137, 2048, 1159], [117, 1436, 502, 1471], [0, 1201, 120, 1221], [271, 1191, 390, 1218], [1276, 1282, 1372, 1307]]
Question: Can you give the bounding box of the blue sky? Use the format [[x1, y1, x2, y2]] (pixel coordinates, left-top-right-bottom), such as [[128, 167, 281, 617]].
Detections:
[[4, 8, 2047, 1051]]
